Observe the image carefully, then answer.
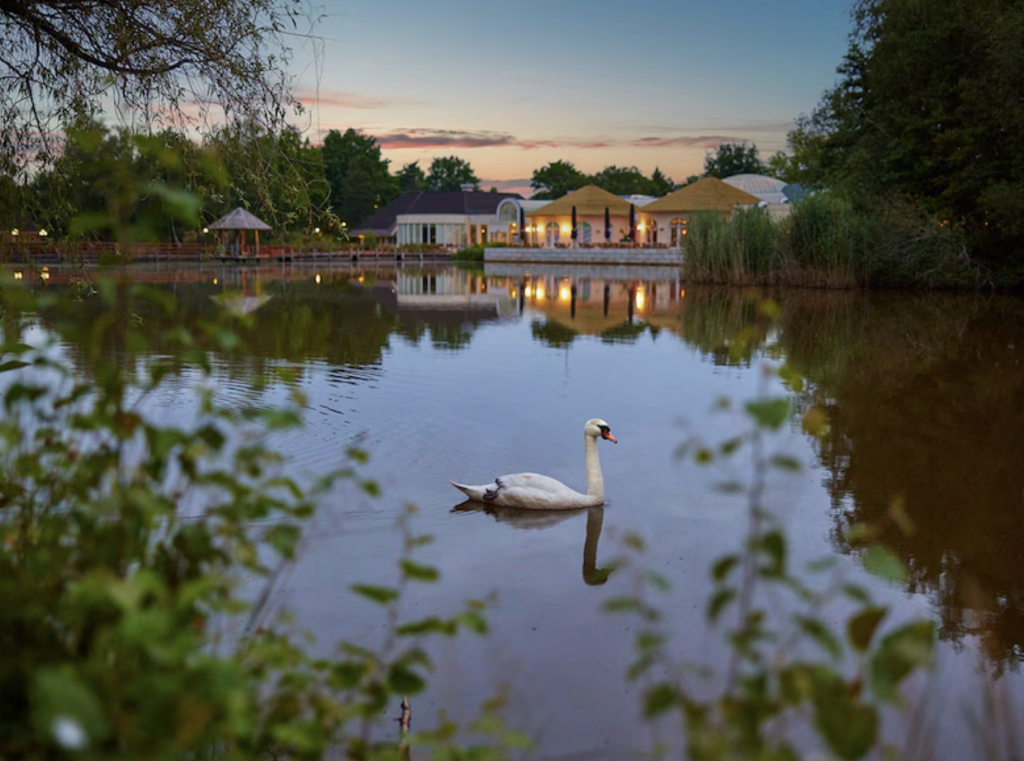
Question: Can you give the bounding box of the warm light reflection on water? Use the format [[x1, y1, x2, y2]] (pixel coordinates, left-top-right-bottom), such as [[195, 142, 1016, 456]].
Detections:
[[10, 261, 1024, 760]]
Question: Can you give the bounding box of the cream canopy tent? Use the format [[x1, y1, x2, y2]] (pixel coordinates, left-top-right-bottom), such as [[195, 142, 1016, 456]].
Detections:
[[641, 176, 760, 213], [526, 186, 635, 245], [528, 185, 632, 217], [208, 207, 272, 257]]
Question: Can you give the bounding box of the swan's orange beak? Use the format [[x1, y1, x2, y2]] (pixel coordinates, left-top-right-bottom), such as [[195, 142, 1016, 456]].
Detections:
[[602, 430, 618, 443]]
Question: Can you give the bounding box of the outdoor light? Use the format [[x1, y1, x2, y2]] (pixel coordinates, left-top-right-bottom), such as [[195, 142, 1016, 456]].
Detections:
[[13, 272, 22, 280], [213, 278, 218, 285], [559, 286, 571, 301], [536, 285, 546, 300], [11, 229, 18, 236], [637, 223, 646, 232], [635, 287, 645, 310], [524, 286, 532, 298], [40, 267, 50, 281], [561, 225, 570, 234], [680, 287, 686, 299], [314, 227, 321, 234], [39, 229, 48, 237], [203, 227, 209, 234], [315, 274, 321, 284]]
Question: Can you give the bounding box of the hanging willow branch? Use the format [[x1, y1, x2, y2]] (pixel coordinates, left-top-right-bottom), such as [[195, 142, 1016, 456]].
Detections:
[[0, 0, 319, 168]]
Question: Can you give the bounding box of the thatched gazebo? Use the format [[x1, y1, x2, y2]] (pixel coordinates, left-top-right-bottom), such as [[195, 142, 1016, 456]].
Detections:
[[208, 207, 272, 257], [640, 177, 761, 246], [526, 185, 635, 246]]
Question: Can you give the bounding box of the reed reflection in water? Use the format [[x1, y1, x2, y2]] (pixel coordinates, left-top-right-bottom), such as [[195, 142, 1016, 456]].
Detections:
[[14, 260, 1024, 758]]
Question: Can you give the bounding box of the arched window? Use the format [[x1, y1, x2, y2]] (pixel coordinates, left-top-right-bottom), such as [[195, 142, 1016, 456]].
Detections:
[[545, 221, 560, 247], [669, 217, 688, 246], [498, 201, 519, 222]]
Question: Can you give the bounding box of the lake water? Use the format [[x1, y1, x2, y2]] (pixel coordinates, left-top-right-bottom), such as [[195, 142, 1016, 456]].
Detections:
[[16, 261, 1024, 760]]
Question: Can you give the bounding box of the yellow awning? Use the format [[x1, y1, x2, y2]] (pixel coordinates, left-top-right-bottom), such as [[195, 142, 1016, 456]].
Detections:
[[527, 185, 633, 217], [642, 176, 760, 213]]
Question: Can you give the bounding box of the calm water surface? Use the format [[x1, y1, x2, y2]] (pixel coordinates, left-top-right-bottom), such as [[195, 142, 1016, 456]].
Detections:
[[22, 261, 1024, 760]]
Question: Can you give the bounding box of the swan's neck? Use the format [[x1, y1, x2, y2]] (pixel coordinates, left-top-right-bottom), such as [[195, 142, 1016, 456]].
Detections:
[[584, 434, 604, 499]]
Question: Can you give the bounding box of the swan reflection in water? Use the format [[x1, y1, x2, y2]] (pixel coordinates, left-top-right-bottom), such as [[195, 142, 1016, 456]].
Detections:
[[451, 503, 612, 586]]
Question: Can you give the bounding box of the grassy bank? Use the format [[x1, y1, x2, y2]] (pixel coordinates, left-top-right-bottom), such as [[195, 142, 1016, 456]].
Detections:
[[685, 194, 981, 288]]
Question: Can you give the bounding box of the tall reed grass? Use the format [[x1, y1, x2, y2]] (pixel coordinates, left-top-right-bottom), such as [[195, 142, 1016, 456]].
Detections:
[[684, 193, 979, 288]]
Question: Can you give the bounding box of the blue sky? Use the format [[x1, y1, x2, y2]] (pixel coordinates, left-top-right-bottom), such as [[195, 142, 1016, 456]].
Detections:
[[289, 0, 854, 195]]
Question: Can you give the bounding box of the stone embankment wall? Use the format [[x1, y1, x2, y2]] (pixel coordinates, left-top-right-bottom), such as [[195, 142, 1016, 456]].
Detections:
[[484, 247, 683, 265]]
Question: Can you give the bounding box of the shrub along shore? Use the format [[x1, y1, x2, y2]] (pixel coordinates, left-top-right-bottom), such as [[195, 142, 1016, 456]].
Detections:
[[684, 194, 983, 289]]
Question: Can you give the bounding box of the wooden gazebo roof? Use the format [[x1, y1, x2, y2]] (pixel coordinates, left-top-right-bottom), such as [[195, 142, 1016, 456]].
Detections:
[[208, 207, 272, 231], [641, 177, 760, 213], [527, 185, 633, 217]]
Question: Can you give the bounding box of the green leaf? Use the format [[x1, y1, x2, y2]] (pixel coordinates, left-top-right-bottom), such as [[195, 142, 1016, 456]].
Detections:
[[870, 621, 936, 703], [642, 682, 681, 718], [396, 617, 455, 636], [387, 663, 426, 695], [711, 554, 739, 582], [400, 560, 439, 582], [457, 611, 488, 635], [719, 436, 744, 456], [744, 398, 791, 430], [0, 359, 30, 374], [331, 661, 367, 689], [603, 596, 643, 614], [862, 545, 907, 583], [770, 454, 802, 472], [795, 616, 842, 661], [265, 524, 301, 558], [814, 694, 878, 761], [708, 588, 736, 622], [31, 668, 111, 747], [847, 606, 888, 652], [760, 530, 787, 577], [351, 584, 399, 605]]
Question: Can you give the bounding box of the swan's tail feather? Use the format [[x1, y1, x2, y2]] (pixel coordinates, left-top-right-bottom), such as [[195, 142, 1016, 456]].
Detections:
[[449, 480, 491, 502]]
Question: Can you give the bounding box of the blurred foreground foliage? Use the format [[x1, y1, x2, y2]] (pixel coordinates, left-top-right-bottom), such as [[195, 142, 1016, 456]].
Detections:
[[0, 275, 532, 760], [0, 134, 953, 758]]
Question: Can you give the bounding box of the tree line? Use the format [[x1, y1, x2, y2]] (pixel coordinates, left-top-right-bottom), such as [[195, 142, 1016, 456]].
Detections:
[[1, 121, 772, 243]]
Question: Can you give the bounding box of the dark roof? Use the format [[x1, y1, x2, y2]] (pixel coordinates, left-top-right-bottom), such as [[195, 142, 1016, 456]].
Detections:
[[209, 207, 272, 231], [351, 191, 523, 235]]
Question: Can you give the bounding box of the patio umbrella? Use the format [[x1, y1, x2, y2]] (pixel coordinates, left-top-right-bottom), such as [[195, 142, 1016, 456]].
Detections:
[[629, 204, 636, 243], [604, 206, 611, 242], [571, 205, 578, 242], [519, 204, 526, 244]]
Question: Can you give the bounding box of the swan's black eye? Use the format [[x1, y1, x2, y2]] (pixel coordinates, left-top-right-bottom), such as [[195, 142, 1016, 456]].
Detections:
[[598, 425, 610, 435]]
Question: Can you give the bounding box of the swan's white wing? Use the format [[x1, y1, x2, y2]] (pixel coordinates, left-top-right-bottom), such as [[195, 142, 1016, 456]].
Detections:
[[451, 472, 592, 508], [489, 473, 596, 509]]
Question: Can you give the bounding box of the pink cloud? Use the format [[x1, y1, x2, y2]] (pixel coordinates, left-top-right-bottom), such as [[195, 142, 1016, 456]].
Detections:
[[374, 129, 518, 149], [631, 135, 745, 149], [295, 90, 400, 110]]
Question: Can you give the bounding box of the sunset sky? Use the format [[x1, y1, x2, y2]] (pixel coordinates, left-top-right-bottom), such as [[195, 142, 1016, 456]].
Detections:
[[288, 0, 854, 196]]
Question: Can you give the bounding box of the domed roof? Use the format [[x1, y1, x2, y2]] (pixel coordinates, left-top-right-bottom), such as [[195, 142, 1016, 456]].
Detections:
[[722, 174, 788, 203]]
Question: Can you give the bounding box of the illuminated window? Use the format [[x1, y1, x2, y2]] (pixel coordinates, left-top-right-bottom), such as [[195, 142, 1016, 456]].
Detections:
[[545, 221, 560, 247]]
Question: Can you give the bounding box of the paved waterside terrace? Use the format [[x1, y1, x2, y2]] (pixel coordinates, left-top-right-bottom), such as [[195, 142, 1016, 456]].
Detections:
[[484, 247, 684, 265]]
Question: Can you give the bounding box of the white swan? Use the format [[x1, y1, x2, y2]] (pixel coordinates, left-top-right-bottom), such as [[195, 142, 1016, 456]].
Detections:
[[450, 418, 617, 509]]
